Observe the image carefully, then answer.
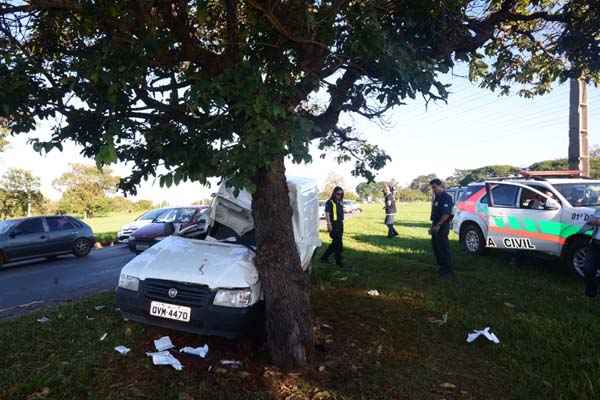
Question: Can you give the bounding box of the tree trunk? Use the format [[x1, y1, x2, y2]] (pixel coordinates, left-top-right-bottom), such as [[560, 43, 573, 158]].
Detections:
[[252, 156, 313, 369]]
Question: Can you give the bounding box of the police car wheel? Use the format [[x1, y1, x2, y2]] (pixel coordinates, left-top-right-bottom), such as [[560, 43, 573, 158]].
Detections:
[[565, 239, 587, 277], [460, 225, 485, 255]]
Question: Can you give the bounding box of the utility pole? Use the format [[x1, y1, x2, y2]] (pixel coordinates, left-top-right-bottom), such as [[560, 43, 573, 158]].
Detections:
[[568, 77, 589, 176]]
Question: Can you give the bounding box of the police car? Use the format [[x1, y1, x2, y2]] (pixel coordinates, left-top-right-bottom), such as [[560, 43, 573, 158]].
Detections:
[[452, 170, 600, 275]]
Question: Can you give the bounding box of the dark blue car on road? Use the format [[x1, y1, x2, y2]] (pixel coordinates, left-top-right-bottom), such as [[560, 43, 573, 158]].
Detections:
[[0, 215, 95, 266]]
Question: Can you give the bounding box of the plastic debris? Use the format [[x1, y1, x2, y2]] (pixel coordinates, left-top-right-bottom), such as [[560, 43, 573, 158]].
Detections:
[[466, 327, 500, 344], [180, 345, 209, 358], [154, 336, 175, 351], [367, 290, 380, 297], [427, 312, 448, 325], [146, 351, 183, 371], [94, 305, 106, 311], [114, 345, 130, 355], [37, 316, 50, 323], [100, 333, 108, 341], [220, 360, 242, 368]]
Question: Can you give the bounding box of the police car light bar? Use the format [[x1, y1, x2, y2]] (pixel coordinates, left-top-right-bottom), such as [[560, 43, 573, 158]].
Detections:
[[518, 170, 588, 179]]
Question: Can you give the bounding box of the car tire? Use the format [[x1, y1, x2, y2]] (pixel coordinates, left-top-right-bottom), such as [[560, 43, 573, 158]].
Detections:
[[460, 224, 486, 256], [73, 238, 92, 258], [564, 237, 590, 277]]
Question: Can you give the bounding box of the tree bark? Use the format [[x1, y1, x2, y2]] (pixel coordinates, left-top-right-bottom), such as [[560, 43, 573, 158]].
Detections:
[[251, 156, 313, 369]]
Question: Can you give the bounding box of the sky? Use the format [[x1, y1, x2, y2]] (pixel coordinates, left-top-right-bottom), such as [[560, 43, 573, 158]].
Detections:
[[1, 73, 599, 205]]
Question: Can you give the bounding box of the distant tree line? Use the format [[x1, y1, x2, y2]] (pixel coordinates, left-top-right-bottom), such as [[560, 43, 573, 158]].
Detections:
[[0, 164, 156, 219]]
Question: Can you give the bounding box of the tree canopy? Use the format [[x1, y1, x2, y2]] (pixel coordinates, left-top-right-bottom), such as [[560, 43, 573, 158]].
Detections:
[[1, 0, 600, 368], [0, 168, 43, 217], [54, 163, 119, 218]]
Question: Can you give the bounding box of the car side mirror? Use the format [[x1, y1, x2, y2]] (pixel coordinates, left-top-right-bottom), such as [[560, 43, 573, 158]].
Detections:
[[545, 198, 560, 210]]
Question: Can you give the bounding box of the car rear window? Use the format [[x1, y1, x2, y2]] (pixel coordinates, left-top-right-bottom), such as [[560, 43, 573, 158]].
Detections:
[[491, 185, 519, 207], [459, 185, 484, 202], [47, 216, 77, 231]]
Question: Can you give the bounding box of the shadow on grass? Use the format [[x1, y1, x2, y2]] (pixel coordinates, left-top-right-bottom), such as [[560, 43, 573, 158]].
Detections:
[[394, 221, 432, 229]]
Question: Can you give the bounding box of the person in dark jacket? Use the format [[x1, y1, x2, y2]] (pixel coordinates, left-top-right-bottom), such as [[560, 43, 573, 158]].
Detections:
[[320, 186, 346, 268], [383, 184, 398, 238], [429, 178, 454, 278]]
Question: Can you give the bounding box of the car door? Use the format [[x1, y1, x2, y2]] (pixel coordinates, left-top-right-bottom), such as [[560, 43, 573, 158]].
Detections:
[[4, 217, 50, 260], [486, 182, 562, 255], [45, 216, 79, 253]]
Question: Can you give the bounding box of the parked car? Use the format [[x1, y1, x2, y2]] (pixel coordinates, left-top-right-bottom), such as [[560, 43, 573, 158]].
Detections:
[[128, 206, 209, 253], [343, 200, 362, 214], [116, 177, 320, 338], [0, 215, 95, 266], [117, 208, 170, 243], [453, 171, 600, 276]]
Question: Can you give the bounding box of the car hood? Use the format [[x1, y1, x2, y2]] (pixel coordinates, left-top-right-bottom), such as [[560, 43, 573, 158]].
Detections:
[[132, 222, 170, 239], [121, 220, 152, 231], [120, 236, 258, 289]]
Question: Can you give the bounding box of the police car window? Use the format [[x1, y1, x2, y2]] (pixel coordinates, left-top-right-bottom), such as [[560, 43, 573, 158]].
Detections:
[[519, 188, 546, 210], [490, 185, 518, 207], [460, 185, 483, 202], [480, 194, 489, 205], [553, 183, 600, 207]]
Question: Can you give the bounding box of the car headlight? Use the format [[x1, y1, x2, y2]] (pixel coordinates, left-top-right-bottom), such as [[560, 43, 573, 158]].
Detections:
[[213, 288, 253, 308], [118, 274, 140, 292]]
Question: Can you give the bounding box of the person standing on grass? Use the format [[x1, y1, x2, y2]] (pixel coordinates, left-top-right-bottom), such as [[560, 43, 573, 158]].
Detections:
[[383, 184, 398, 238], [429, 178, 454, 278], [320, 186, 347, 268], [582, 209, 600, 297]]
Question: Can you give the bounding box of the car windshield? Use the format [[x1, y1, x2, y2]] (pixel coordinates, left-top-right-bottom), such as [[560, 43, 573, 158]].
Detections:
[[553, 183, 600, 207], [138, 208, 168, 221], [0, 220, 17, 233], [154, 208, 198, 223]]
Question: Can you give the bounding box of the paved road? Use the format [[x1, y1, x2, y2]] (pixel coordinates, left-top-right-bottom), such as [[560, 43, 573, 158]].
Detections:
[[0, 245, 135, 319]]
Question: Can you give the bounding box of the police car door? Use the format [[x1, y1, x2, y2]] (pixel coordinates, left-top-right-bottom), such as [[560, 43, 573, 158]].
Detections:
[[485, 182, 562, 254]]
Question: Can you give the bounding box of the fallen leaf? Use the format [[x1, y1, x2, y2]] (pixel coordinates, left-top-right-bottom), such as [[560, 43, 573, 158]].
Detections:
[[440, 382, 457, 390], [26, 387, 50, 400]]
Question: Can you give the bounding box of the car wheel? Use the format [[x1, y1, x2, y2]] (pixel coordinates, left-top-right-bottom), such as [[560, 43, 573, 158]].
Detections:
[[460, 224, 486, 255], [73, 238, 92, 257], [564, 238, 590, 277]]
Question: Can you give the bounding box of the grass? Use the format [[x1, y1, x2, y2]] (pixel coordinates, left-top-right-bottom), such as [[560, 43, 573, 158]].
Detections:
[[83, 212, 144, 243], [2, 203, 600, 399]]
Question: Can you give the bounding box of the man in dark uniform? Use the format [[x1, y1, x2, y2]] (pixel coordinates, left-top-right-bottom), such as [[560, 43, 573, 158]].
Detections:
[[383, 184, 398, 238], [429, 178, 454, 278], [320, 186, 346, 268]]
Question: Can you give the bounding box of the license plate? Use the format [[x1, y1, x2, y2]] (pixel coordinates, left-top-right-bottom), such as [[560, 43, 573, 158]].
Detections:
[[136, 244, 149, 251], [149, 301, 191, 322]]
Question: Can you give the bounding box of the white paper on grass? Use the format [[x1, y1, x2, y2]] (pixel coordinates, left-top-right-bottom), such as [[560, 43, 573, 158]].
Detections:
[[37, 316, 50, 323], [180, 345, 209, 358], [146, 350, 183, 370], [466, 327, 500, 344], [115, 345, 130, 355], [154, 336, 175, 351], [367, 290, 380, 297]]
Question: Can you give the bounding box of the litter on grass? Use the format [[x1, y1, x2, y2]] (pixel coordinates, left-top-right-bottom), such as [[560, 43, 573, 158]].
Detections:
[[86, 316, 95, 321], [146, 351, 183, 371], [220, 360, 242, 368], [94, 305, 106, 311], [100, 333, 108, 341], [154, 336, 175, 351], [466, 327, 500, 344], [115, 346, 130, 355], [37, 316, 50, 323], [180, 345, 209, 358], [427, 312, 448, 325], [367, 290, 380, 297]]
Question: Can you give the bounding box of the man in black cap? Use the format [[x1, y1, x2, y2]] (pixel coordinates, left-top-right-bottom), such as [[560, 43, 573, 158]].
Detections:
[[429, 178, 454, 278]]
